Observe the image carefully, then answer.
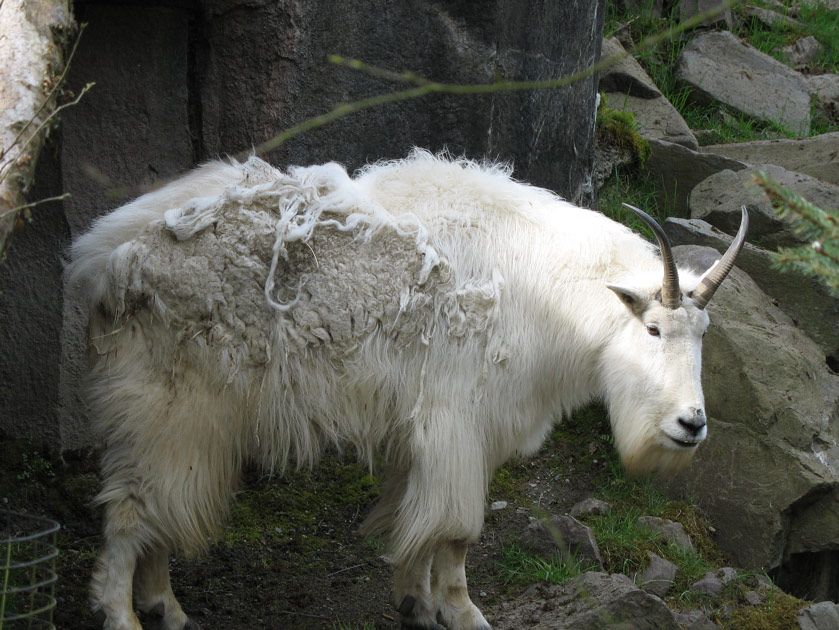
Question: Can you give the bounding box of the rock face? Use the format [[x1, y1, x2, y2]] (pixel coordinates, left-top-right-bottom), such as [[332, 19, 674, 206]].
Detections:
[[664, 245, 839, 602], [676, 30, 812, 135], [704, 133, 839, 186], [689, 165, 839, 249], [491, 573, 680, 630], [0, 0, 606, 450]]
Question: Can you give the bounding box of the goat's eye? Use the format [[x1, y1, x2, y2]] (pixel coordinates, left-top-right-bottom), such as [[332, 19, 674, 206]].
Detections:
[[646, 325, 660, 337]]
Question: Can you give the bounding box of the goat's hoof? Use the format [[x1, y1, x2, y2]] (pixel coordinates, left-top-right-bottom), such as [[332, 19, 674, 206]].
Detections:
[[400, 622, 446, 630], [183, 618, 202, 630]]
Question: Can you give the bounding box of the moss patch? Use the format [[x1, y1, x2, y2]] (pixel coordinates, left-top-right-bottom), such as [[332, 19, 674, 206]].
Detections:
[[596, 94, 652, 164]]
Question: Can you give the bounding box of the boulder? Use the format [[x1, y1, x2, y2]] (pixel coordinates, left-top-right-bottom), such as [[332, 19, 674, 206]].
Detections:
[[739, 4, 803, 30], [637, 516, 693, 553], [798, 601, 839, 630], [662, 245, 839, 603], [665, 218, 839, 366], [600, 37, 662, 100], [676, 30, 811, 135], [780, 35, 823, 69], [688, 164, 839, 250], [490, 572, 680, 630], [809, 74, 839, 128], [638, 552, 678, 598], [689, 567, 738, 597], [703, 133, 839, 187], [680, 0, 733, 28], [646, 138, 747, 217]]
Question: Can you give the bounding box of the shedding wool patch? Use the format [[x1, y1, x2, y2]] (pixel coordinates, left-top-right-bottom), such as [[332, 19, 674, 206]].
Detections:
[[106, 157, 501, 372]]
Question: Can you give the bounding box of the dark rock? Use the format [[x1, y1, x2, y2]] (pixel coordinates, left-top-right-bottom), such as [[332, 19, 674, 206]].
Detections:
[[491, 572, 680, 630]]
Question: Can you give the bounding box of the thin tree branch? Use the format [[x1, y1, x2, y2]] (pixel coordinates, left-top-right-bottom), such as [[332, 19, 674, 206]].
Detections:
[[0, 193, 71, 219]]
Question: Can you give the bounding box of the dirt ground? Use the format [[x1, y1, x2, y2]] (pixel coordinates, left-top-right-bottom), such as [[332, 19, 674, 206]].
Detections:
[[1, 414, 607, 630]]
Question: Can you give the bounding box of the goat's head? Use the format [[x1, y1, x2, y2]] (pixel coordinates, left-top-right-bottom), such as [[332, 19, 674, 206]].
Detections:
[[602, 205, 749, 476]]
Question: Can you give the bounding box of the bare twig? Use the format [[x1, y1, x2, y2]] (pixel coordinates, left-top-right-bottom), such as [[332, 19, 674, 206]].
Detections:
[[0, 193, 71, 219]]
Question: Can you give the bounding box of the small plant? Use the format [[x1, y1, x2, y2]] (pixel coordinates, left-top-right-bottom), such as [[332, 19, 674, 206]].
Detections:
[[15, 452, 55, 482]]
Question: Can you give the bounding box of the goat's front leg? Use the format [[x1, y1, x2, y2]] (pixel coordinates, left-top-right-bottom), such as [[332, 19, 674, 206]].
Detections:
[[134, 547, 198, 630], [431, 541, 490, 630]]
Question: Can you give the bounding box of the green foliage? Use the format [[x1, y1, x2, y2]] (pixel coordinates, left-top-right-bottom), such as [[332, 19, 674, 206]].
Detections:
[[15, 452, 55, 482], [755, 170, 839, 297]]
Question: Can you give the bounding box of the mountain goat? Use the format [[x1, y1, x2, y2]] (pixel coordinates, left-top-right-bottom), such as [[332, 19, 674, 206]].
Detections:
[[69, 150, 748, 630]]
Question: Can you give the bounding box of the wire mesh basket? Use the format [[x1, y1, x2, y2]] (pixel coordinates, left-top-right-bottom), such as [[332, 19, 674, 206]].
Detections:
[[0, 510, 60, 630]]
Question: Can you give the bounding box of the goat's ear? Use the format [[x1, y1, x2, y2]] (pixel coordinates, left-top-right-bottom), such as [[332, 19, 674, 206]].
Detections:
[[607, 284, 647, 315]]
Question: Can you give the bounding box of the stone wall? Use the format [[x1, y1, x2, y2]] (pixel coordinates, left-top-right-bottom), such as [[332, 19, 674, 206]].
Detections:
[[0, 0, 605, 450]]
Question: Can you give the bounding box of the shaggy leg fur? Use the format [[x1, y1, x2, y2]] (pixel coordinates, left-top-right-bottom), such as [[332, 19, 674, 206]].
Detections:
[[431, 542, 490, 630], [91, 530, 143, 630], [383, 407, 489, 630], [134, 548, 193, 630], [88, 335, 245, 630]]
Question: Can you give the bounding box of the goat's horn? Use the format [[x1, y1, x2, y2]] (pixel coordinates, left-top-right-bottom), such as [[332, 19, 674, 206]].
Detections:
[[691, 205, 750, 310], [622, 203, 681, 309]]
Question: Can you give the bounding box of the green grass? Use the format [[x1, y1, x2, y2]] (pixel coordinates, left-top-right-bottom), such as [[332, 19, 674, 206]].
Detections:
[[497, 543, 596, 586], [596, 165, 664, 233], [738, 1, 839, 72], [604, 0, 839, 141]]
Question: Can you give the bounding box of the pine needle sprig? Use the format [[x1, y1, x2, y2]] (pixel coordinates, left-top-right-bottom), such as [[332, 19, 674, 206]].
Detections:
[[754, 170, 839, 297]]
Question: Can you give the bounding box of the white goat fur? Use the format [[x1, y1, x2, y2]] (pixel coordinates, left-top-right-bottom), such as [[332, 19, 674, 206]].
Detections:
[[70, 150, 711, 630]]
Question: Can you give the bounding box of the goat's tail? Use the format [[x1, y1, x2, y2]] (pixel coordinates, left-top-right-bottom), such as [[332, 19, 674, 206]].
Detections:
[[66, 161, 243, 310]]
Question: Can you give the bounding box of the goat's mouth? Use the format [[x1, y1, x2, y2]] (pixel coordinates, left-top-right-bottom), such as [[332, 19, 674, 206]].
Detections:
[[667, 436, 701, 449]]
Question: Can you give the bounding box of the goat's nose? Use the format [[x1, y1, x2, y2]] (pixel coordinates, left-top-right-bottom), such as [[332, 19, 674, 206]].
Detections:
[[677, 408, 706, 436]]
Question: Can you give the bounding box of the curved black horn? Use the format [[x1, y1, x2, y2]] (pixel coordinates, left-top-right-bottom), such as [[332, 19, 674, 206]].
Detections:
[[622, 203, 681, 309], [691, 205, 750, 310]]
